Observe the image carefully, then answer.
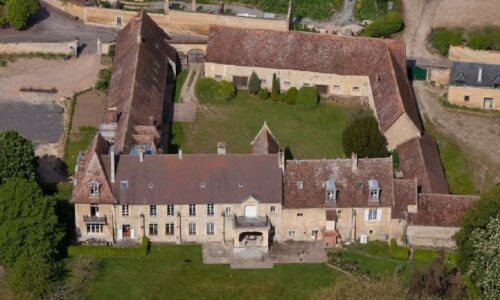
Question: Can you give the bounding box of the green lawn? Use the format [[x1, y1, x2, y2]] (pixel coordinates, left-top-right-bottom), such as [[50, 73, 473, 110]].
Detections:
[[63, 126, 97, 174], [78, 245, 340, 300], [425, 120, 476, 194], [171, 91, 356, 159], [174, 68, 189, 103], [355, 0, 394, 21]]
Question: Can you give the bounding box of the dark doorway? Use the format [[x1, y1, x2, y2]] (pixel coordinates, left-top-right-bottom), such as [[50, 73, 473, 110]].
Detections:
[[315, 84, 329, 96], [187, 49, 205, 66], [122, 225, 131, 238], [233, 76, 248, 89]]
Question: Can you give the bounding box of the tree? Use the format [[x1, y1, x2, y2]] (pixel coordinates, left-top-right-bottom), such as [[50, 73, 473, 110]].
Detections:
[[258, 88, 270, 100], [5, 0, 39, 30], [8, 252, 57, 299], [296, 86, 319, 110], [341, 113, 389, 158], [0, 178, 63, 267], [271, 73, 280, 102], [283, 87, 298, 105], [454, 185, 500, 273], [468, 216, 500, 300], [214, 80, 237, 101], [248, 71, 261, 95], [362, 11, 404, 38], [0, 131, 37, 184]]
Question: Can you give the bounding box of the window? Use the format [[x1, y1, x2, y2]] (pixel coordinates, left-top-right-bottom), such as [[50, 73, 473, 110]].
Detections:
[[167, 204, 175, 216], [189, 204, 196, 216], [238, 182, 243, 188], [150, 205, 157, 216], [214, 75, 222, 80], [368, 209, 378, 221], [315, 84, 329, 96], [200, 182, 206, 189], [90, 203, 99, 217], [464, 95, 470, 102], [149, 183, 154, 189], [189, 223, 196, 235], [370, 189, 380, 200], [304, 83, 311, 87], [297, 212, 303, 218], [352, 86, 360, 92], [333, 85, 340, 90], [149, 223, 158, 236], [166, 223, 175, 235], [327, 190, 336, 200], [261, 79, 267, 85], [225, 206, 232, 215], [311, 230, 319, 239], [232, 76, 248, 88], [122, 205, 129, 216], [86, 224, 103, 234], [337, 209, 342, 219], [90, 183, 99, 197], [326, 178, 337, 202], [270, 206, 276, 213], [288, 230, 296, 237], [296, 181, 303, 189], [206, 223, 215, 235], [207, 204, 215, 216], [120, 180, 128, 189], [116, 16, 122, 27], [284, 81, 291, 86]]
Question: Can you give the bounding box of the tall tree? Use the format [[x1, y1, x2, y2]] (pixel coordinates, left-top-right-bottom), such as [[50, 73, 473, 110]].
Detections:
[[271, 73, 280, 102], [0, 131, 37, 183], [5, 0, 39, 30], [0, 178, 63, 267], [341, 113, 389, 158], [248, 71, 261, 95]]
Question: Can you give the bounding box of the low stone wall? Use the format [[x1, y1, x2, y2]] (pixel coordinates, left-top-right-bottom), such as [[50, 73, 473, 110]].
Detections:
[[0, 40, 78, 56], [406, 225, 458, 249], [449, 46, 500, 64]]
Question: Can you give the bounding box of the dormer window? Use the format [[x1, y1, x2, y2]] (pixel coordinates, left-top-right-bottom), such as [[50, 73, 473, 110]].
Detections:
[[89, 182, 99, 197], [200, 182, 206, 189], [149, 183, 154, 189], [120, 180, 128, 189], [368, 179, 380, 201], [296, 181, 303, 189], [326, 178, 337, 202]]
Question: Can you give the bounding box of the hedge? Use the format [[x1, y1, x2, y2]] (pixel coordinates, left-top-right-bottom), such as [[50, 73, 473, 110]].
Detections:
[[362, 11, 404, 38], [389, 239, 410, 259], [296, 86, 319, 110], [69, 237, 150, 257], [195, 77, 236, 102], [258, 88, 271, 100], [283, 87, 298, 105], [429, 28, 464, 56]]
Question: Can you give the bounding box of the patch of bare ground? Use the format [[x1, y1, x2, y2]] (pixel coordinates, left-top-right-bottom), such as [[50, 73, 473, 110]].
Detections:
[[413, 81, 500, 190], [71, 89, 105, 133]]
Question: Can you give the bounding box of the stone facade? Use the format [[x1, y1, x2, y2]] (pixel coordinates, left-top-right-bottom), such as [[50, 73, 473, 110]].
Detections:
[[406, 226, 460, 249], [0, 40, 79, 56], [448, 85, 499, 110]]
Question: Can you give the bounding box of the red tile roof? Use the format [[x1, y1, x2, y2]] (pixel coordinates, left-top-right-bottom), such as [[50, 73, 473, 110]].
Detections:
[[397, 134, 449, 194], [392, 179, 417, 219], [106, 11, 177, 153], [100, 154, 283, 205], [206, 26, 422, 133], [251, 122, 280, 154], [408, 194, 478, 227], [283, 157, 394, 209]]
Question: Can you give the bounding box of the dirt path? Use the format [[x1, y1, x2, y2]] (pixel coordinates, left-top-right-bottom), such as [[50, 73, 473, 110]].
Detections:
[[173, 65, 203, 122], [413, 81, 500, 185]]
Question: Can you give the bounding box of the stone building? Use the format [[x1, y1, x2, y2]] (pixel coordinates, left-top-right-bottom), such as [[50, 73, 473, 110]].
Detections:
[[204, 26, 423, 149], [447, 46, 500, 110]]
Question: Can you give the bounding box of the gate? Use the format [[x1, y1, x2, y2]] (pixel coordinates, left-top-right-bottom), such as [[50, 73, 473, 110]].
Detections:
[[187, 49, 205, 66], [409, 66, 427, 81]]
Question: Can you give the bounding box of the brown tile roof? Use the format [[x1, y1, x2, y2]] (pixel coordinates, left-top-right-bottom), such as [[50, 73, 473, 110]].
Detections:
[[283, 157, 394, 209], [408, 194, 478, 227], [392, 179, 417, 219], [106, 11, 177, 153], [397, 134, 449, 194], [206, 26, 422, 133], [100, 154, 282, 205], [251, 122, 280, 154]]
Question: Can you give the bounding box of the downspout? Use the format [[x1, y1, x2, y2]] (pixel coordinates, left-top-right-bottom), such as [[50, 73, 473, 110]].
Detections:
[[222, 212, 226, 243], [177, 211, 182, 244]]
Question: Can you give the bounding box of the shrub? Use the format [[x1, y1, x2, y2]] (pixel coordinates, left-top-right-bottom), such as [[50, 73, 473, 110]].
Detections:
[[283, 87, 298, 105], [214, 80, 237, 102], [258, 88, 271, 100], [362, 11, 404, 38], [429, 27, 464, 56], [296, 86, 319, 110], [195, 77, 217, 102], [141, 236, 151, 255], [342, 113, 389, 158], [95, 68, 112, 92], [248, 71, 261, 95], [271, 73, 280, 102], [389, 239, 409, 260], [5, 0, 39, 30]]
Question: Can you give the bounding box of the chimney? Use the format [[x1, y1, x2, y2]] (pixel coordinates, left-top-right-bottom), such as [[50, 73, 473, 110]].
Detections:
[[178, 147, 183, 160], [351, 152, 358, 171], [278, 149, 285, 173], [478, 67, 483, 82], [110, 145, 116, 183], [217, 142, 226, 155], [139, 146, 145, 162]]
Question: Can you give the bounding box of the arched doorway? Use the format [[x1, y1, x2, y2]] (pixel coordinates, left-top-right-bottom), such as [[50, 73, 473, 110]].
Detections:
[[187, 49, 205, 66]]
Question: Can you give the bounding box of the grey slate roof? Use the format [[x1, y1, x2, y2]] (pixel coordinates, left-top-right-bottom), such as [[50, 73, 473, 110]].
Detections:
[[449, 61, 500, 87]]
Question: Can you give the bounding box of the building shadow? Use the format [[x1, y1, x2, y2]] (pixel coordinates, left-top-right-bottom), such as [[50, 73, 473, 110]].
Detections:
[[24, 6, 51, 30]]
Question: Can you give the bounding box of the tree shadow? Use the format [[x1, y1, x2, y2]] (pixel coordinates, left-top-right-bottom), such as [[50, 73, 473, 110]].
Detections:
[[24, 5, 51, 30], [284, 146, 294, 160]]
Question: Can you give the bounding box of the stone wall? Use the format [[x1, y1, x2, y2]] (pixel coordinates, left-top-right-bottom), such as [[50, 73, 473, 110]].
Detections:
[[448, 85, 499, 110], [449, 46, 500, 64], [383, 113, 422, 150], [280, 208, 327, 241], [406, 225, 459, 248], [335, 207, 394, 242], [429, 67, 450, 85], [0, 40, 78, 56]]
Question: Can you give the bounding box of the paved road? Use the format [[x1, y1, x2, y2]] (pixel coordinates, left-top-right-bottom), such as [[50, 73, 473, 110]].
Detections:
[[0, 1, 118, 53]]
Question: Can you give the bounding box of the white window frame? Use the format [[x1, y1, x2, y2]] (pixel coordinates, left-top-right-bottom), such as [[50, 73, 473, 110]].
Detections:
[[149, 223, 158, 236], [297, 212, 303, 218], [150, 205, 157, 217], [86, 223, 104, 234], [166, 223, 175, 235], [90, 183, 99, 197], [352, 86, 360, 92], [225, 206, 232, 215], [189, 204, 196, 216], [122, 205, 129, 216], [368, 208, 378, 221], [288, 230, 296, 237], [206, 223, 215, 235], [370, 189, 380, 200], [327, 190, 336, 201], [270, 206, 276, 213], [207, 204, 215, 216], [296, 181, 303, 189], [90, 203, 99, 217], [188, 223, 196, 235], [167, 204, 175, 216]]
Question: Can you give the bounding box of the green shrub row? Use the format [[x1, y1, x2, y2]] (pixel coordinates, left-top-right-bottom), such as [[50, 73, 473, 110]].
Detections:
[[195, 77, 237, 102], [429, 26, 500, 56]]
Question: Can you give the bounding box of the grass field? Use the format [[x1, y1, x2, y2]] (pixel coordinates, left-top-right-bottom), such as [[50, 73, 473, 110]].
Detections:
[[63, 126, 97, 174], [171, 91, 357, 159], [79, 245, 340, 300], [174, 68, 189, 103]]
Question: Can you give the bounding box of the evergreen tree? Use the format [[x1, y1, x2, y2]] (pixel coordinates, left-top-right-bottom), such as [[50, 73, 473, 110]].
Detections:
[[341, 114, 389, 158], [248, 71, 261, 95], [271, 73, 280, 102], [0, 131, 37, 184]]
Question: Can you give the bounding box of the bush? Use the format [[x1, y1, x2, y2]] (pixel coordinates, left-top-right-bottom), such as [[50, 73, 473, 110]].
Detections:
[[214, 80, 237, 102], [5, 0, 39, 30], [389, 239, 409, 260], [467, 26, 500, 51], [362, 11, 404, 38], [258, 88, 271, 100], [429, 27, 464, 56], [248, 71, 261, 95], [8, 252, 57, 299], [141, 236, 151, 255], [283, 87, 298, 105], [95, 68, 112, 92], [296, 86, 319, 110], [271, 73, 280, 102]]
